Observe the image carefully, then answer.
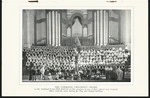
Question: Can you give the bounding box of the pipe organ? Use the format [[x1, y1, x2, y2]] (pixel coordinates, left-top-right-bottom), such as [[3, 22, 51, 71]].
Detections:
[[47, 10, 61, 46]]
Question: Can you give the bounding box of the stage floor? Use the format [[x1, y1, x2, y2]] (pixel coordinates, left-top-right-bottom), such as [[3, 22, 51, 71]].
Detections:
[[22, 75, 130, 82]]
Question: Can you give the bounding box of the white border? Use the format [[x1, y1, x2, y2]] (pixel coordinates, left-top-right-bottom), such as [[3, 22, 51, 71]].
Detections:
[[2, 0, 148, 96]]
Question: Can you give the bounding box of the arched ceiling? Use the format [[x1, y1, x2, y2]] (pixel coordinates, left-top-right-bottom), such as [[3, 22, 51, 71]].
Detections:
[[67, 10, 87, 15]]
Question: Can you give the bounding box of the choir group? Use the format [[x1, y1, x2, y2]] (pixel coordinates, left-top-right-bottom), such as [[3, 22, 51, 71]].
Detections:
[[22, 46, 131, 81]]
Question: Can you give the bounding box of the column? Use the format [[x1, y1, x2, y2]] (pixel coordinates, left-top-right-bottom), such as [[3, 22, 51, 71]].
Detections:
[[46, 11, 49, 45], [100, 10, 103, 46], [55, 11, 58, 46], [97, 10, 100, 46], [49, 11, 52, 45], [54, 11, 57, 46], [52, 11, 55, 46], [120, 10, 131, 49], [27, 11, 31, 48], [125, 10, 131, 48], [103, 10, 107, 45], [26, 10, 35, 48], [60, 12, 62, 46], [108, 11, 110, 44], [94, 11, 97, 46], [34, 11, 36, 45], [58, 13, 61, 46]]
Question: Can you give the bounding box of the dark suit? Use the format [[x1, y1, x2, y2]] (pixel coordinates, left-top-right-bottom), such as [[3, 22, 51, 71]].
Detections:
[[29, 62, 35, 80]]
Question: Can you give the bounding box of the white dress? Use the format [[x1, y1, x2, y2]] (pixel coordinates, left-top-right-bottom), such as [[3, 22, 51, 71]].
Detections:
[[115, 68, 123, 80], [40, 66, 45, 75]]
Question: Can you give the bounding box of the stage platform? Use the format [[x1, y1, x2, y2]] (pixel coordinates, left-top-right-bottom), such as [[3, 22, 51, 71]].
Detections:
[[22, 75, 130, 82]]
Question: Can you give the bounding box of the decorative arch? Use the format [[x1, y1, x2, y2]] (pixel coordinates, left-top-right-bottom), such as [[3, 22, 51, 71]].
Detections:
[[64, 10, 94, 46], [70, 12, 84, 25]]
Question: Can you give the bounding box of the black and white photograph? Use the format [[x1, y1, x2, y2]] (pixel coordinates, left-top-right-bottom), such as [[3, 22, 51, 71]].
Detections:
[[22, 9, 131, 82]]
